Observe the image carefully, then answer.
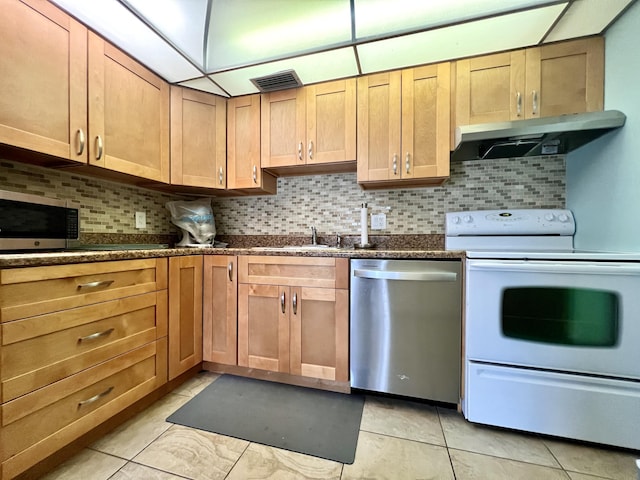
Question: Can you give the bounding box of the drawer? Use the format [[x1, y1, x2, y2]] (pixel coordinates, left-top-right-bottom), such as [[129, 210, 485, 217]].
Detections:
[[0, 258, 168, 322], [238, 256, 348, 289], [1, 338, 167, 480], [1, 290, 168, 402]]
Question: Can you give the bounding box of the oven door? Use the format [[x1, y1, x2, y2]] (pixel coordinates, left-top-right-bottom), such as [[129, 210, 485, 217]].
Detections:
[[465, 259, 640, 380]]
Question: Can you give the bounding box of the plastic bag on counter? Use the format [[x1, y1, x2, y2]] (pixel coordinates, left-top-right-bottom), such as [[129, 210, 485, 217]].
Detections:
[[166, 198, 216, 247]]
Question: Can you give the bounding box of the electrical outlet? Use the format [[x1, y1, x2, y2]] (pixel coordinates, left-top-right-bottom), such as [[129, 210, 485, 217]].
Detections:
[[135, 211, 146, 229], [371, 213, 386, 230]]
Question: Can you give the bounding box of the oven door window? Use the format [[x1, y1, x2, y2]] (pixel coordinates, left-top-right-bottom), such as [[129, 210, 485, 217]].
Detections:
[[502, 287, 619, 346]]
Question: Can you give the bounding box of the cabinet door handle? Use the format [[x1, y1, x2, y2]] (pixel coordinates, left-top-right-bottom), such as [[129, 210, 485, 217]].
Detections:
[[77, 279, 115, 290], [219, 167, 224, 185], [281, 291, 286, 314], [308, 141, 313, 161], [95, 135, 103, 160], [78, 386, 114, 409], [532, 90, 538, 116], [228, 261, 233, 282], [78, 328, 114, 344], [392, 154, 398, 175], [405, 152, 410, 174], [252, 165, 257, 184], [516, 92, 522, 117], [292, 292, 297, 315], [298, 141, 303, 161], [76, 128, 86, 155]]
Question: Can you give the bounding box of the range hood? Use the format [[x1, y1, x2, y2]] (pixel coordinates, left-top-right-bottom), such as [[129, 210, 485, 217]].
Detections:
[[451, 110, 626, 161]]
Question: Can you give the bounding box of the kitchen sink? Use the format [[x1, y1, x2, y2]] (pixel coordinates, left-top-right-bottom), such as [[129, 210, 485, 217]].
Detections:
[[251, 245, 342, 251]]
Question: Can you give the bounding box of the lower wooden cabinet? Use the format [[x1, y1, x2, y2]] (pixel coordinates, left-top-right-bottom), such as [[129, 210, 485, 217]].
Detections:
[[168, 255, 203, 380], [237, 256, 349, 382]]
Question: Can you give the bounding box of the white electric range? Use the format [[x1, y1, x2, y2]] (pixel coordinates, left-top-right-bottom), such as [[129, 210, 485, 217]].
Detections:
[[445, 209, 640, 451]]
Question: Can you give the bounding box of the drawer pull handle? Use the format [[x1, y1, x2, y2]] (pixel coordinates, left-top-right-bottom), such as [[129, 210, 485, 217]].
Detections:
[[95, 135, 104, 160], [281, 291, 286, 314], [292, 292, 297, 315], [77, 280, 115, 290], [77, 128, 86, 155], [78, 328, 114, 344], [308, 141, 313, 161], [228, 261, 233, 282], [78, 386, 114, 409]]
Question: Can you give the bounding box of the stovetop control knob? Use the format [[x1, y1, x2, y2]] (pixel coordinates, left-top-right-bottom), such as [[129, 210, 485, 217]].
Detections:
[[451, 216, 461, 224], [558, 213, 570, 222], [544, 213, 556, 221], [463, 215, 473, 223]]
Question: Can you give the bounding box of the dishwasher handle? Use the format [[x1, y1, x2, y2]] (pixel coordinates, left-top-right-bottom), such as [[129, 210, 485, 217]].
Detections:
[[353, 268, 458, 282]]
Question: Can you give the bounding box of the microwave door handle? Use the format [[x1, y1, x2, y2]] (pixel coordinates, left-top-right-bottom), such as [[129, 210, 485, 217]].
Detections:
[[469, 261, 640, 276], [353, 269, 458, 282]]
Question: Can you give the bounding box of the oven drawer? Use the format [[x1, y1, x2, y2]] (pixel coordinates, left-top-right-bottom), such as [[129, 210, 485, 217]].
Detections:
[[465, 362, 640, 450]]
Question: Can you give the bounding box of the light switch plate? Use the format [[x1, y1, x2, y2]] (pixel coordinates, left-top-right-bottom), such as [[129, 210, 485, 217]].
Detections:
[[371, 213, 386, 230], [135, 211, 146, 229]]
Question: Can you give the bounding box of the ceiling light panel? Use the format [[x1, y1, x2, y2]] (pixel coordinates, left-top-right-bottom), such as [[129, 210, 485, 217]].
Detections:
[[354, 0, 562, 39], [51, 0, 202, 82], [544, 0, 635, 42], [209, 47, 359, 97], [205, 0, 352, 72], [357, 3, 567, 74]]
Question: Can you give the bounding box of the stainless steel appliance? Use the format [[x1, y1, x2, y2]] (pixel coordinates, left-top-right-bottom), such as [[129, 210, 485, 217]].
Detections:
[[446, 209, 640, 450], [350, 259, 462, 403], [0, 189, 80, 250]]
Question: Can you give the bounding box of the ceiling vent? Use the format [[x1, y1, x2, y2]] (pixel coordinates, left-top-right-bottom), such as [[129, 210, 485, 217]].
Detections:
[[250, 69, 303, 93]]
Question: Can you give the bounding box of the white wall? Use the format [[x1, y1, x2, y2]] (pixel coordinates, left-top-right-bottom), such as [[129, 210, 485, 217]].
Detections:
[[566, 1, 640, 252]]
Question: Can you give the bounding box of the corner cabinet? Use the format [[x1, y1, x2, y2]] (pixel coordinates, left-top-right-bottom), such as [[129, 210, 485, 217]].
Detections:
[[0, 0, 87, 163], [357, 63, 451, 189], [168, 256, 203, 380], [455, 37, 604, 126], [261, 79, 357, 173], [237, 256, 349, 382], [170, 86, 227, 190]]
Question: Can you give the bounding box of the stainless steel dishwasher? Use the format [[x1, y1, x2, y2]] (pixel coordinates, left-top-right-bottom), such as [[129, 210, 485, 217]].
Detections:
[[350, 259, 462, 403]]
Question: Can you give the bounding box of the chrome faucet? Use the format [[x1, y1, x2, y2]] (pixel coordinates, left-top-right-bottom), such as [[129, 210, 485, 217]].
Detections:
[[311, 226, 317, 245]]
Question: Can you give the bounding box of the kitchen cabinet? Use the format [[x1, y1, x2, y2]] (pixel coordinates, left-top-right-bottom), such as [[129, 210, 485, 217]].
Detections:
[[237, 256, 349, 382], [455, 37, 604, 126], [0, 258, 168, 480], [170, 86, 227, 190], [261, 79, 356, 174], [0, 0, 87, 163], [87, 31, 170, 183], [226, 94, 277, 194], [168, 256, 203, 380], [357, 63, 451, 189], [203, 255, 238, 365]]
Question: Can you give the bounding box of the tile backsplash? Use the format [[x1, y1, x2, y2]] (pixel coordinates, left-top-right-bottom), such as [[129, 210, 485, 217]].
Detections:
[[1, 155, 565, 238]]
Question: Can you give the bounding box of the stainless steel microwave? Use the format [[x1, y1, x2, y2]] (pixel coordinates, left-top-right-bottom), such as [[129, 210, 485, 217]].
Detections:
[[0, 189, 80, 250]]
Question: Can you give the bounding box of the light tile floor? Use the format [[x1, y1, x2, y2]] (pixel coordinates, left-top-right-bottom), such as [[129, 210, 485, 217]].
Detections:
[[41, 372, 640, 480]]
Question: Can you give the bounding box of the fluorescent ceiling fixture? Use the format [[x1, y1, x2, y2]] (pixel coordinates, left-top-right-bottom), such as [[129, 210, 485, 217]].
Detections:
[[209, 47, 359, 97], [205, 0, 352, 71], [544, 0, 635, 42], [178, 77, 227, 97], [51, 0, 202, 82], [354, 0, 562, 39], [357, 3, 567, 74]]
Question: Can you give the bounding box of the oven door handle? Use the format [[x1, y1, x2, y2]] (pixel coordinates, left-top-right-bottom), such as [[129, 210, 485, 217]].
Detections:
[[469, 261, 640, 276], [353, 269, 458, 282]]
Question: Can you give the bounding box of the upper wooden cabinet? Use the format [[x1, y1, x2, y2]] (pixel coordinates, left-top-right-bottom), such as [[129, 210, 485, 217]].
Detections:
[[357, 63, 451, 188], [455, 37, 604, 127], [227, 94, 277, 194], [170, 86, 226, 190], [88, 32, 170, 183], [0, 0, 87, 163], [261, 79, 357, 173]]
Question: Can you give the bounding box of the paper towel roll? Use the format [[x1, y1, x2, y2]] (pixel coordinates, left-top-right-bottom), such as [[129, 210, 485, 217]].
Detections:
[[360, 203, 368, 246]]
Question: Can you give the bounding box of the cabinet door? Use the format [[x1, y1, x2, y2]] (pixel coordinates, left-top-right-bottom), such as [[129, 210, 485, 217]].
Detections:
[[168, 256, 203, 380], [455, 50, 526, 125], [203, 256, 237, 365], [290, 287, 348, 382], [0, 0, 87, 163], [525, 37, 604, 118], [402, 63, 451, 180], [170, 87, 226, 189], [238, 284, 289, 373], [306, 79, 356, 165], [261, 88, 306, 168], [357, 71, 402, 182], [88, 32, 170, 183]]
